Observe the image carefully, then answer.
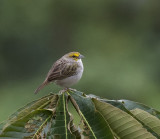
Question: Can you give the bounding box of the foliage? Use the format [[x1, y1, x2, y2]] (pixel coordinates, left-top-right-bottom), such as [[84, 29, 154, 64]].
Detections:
[[0, 90, 160, 139], [1, 0, 160, 123]]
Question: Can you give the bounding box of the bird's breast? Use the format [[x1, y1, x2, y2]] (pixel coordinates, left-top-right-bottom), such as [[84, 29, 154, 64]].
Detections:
[[55, 60, 83, 88]]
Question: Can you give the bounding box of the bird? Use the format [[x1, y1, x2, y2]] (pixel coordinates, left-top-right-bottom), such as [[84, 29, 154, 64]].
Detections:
[[34, 52, 84, 94]]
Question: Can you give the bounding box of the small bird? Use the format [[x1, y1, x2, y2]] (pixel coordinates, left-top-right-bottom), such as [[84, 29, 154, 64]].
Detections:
[[34, 52, 84, 94]]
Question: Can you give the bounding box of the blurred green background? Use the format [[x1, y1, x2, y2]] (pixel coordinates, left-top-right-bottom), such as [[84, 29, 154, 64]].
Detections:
[[0, 0, 160, 122]]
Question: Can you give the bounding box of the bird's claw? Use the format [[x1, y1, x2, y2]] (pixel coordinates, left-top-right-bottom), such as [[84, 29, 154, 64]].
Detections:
[[59, 88, 77, 94], [68, 88, 77, 92]]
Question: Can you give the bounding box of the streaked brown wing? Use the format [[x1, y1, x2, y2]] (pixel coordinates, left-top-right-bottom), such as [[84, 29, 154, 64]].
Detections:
[[46, 60, 78, 82]]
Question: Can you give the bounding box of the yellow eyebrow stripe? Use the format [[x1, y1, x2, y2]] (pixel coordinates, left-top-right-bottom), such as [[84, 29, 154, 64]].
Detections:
[[69, 52, 80, 57], [73, 53, 79, 57]]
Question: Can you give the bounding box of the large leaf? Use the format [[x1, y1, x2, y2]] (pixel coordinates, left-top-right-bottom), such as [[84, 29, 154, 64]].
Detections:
[[0, 109, 52, 138], [1, 90, 160, 138], [118, 100, 160, 119], [96, 99, 160, 138], [88, 95, 160, 138], [0, 94, 59, 138], [49, 93, 76, 139], [93, 98, 157, 139], [7, 94, 58, 126], [130, 108, 160, 136], [88, 95, 160, 119], [69, 91, 114, 139]]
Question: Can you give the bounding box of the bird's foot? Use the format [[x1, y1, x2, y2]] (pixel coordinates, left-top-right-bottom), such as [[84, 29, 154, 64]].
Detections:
[[59, 89, 67, 94], [59, 88, 77, 94], [68, 88, 77, 92], [59, 88, 70, 94]]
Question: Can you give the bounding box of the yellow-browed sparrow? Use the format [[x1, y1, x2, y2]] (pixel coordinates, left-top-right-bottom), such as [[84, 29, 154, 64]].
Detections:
[[34, 52, 84, 94]]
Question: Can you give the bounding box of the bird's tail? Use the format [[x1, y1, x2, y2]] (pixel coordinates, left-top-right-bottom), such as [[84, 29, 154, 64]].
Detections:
[[34, 81, 48, 94]]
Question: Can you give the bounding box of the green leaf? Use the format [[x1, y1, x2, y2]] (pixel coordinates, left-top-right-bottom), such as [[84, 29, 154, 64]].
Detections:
[[96, 99, 160, 138], [88, 94, 130, 113], [0, 94, 59, 138], [88, 95, 160, 138], [93, 98, 157, 139], [49, 93, 75, 139], [1, 90, 160, 138], [67, 113, 81, 139], [118, 100, 160, 119], [66, 100, 81, 139], [69, 91, 114, 139], [0, 109, 52, 138], [130, 108, 160, 136], [7, 94, 58, 126], [88, 96, 160, 120]]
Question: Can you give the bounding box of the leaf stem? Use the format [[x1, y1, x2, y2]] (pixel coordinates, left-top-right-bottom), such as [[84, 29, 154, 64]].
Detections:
[[66, 91, 70, 96], [63, 93, 68, 139], [68, 91, 97, 139]]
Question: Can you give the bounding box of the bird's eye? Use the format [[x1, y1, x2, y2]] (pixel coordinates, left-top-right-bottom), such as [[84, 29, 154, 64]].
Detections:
[[72, 55, 76, 58]]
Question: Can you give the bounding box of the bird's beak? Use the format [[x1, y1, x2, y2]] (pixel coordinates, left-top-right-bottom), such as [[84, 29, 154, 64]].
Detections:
[[78, 54, 85, 59]]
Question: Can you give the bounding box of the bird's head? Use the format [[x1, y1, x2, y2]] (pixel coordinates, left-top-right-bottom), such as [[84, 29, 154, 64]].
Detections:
[[64, 52, 84, 62]]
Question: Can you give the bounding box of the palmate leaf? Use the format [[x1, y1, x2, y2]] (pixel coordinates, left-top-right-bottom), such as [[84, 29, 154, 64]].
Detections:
[[92, 98, 157, 139], [69, 91, 114, 139], [1, 90, 160, 138], [0, 93, 80, 139]]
